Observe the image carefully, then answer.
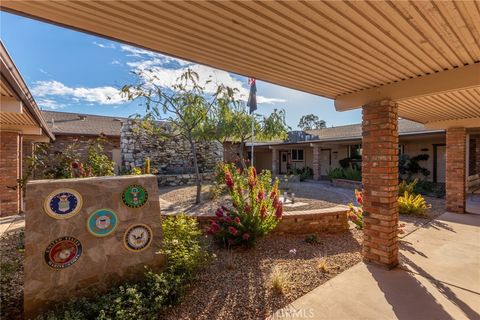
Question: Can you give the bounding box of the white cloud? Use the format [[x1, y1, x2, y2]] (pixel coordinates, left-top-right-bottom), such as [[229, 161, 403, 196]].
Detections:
[[111, 59, 121, 65], [130, 59, 286, 104], [93, 41, 116, 49], [121, 45, 190, 66], [31, 80, 128, 105], [37, 98, 65, 110]]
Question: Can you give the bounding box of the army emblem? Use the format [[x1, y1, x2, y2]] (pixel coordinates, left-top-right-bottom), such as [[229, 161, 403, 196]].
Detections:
[[44, 189, 82, 219], [122, 184, 148, 208], [87, 209, 118, 237], [124, 224, 153, 252], [44, 236, 82, 269]]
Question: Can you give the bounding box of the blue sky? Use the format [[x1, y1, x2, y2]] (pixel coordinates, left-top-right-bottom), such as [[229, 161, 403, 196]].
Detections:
[[1, 11, 361, 129]]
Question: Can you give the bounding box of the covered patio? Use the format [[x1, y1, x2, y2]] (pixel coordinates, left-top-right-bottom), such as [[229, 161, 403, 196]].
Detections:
[[1, 0, 479, 315]]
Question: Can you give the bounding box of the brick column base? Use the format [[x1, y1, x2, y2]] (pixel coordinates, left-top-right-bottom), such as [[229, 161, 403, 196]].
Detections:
[[362, 100, 399, 269], [0, 131, 21, 216], [446, 128, 466, 213], [312, 145, 321, 180]]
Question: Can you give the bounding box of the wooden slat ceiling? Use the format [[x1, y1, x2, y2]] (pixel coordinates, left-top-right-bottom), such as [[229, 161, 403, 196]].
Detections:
[[399, 87, 480, 123], [1, 1, 479, 123], [0, 111, 37, 126]]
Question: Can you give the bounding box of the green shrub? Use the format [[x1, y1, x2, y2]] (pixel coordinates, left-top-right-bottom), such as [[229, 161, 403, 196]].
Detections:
[[208, 166, 282, 247], [290, 167, 313, 181], [343, 167, 362, 181], [398, 178, 418, 195], [327, 167, 361, 181], [327, 168, 344, 180], [305, 234, 320, 244], [398, 191, 430, 216], [85, 138, 115, 177], [160, 214, 210, 277]]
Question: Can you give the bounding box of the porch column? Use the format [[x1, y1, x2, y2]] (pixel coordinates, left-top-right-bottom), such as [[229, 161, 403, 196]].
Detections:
[[362, 100, 399, 269], [312, 145, 321, 180], [446, 127, 466, 213], [271, 149, 278, 175], [0, 131, 21, 216]]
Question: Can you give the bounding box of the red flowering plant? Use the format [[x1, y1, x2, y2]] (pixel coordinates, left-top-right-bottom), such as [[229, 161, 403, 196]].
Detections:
[[347, 189, 364, 229], [208, 165, 282, 247]]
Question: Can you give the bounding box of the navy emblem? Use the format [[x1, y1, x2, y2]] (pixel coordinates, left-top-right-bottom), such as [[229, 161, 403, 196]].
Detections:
[[124, 224, 153, 252]]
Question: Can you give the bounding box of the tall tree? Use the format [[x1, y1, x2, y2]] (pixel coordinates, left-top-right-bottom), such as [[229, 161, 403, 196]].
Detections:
[[122, 69, 234, 204], [209, 98, 289, 169], [298, 114, 327, 131]]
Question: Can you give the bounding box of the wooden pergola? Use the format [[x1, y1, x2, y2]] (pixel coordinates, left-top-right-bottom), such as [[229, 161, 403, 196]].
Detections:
[[2, 1, 479, 268]]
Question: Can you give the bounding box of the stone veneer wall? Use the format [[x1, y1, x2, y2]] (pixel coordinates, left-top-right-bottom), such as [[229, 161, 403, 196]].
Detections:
[[121, 120, 223, 173], [24, 175, 164, 318]]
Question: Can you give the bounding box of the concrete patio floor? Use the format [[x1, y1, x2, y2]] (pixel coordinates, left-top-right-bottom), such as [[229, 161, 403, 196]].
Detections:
[[270, 211, 480, 320]]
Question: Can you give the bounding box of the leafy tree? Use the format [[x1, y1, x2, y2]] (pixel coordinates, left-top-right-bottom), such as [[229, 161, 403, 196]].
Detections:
[[122, 69, 234, 204], [209, 98, 289, 169], [298, 114, 326, 131]]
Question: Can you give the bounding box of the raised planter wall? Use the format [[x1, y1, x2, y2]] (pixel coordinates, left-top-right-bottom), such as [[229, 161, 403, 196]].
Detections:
[[157, 172, 215, 187], [332, 178, 363, 190], [181, 205, 349, 235]]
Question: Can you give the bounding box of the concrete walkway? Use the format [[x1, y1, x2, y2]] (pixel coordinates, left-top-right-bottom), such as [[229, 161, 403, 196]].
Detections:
[[270, 212, 480, 320], [0, 214, 25, 237]]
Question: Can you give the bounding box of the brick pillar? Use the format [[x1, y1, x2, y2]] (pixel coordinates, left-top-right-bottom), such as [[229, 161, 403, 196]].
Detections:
[[362, 100, 399, 269], [312, 145, 321, 180], [446, 128, 466, 213], [0, 131, 21, 216], [476, 138, 480, 175], [271, 149, 278, 175]]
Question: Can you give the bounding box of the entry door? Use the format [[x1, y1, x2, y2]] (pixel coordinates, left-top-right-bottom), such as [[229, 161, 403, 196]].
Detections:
[[436, 145, 446, 183], [280, 151, 288, 174], [320, 149, 331, 176]]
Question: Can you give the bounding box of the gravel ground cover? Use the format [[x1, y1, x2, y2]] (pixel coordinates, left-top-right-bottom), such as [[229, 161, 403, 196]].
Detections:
[[159, 183, 344, 216], [0, 230, 24, 320], [161, 230, 363, 320]]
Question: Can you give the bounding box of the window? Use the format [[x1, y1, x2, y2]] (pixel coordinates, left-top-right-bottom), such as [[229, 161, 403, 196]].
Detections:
[[398, 145, 405, 156], [291, 149, 304, 161], [348, 144, 362, 159]]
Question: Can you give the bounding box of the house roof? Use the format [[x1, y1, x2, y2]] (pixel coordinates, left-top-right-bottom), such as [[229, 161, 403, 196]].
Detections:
[[305, 119, 440, 142], [246, 119, 444, 147], [42, 111, 126, 137]]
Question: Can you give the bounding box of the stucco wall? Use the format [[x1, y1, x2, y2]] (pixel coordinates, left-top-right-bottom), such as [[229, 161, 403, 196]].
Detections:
[[402, 137, 445, 182], [24, 175, 164, 318], [252, 149, 272, 172]]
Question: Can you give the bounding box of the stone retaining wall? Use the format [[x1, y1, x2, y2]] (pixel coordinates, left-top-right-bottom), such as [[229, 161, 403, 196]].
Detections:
[[157, 172, 215, 187], [182, 205, 350, 235], [121, 120, 223, 173], [24, 175, 164, 318]]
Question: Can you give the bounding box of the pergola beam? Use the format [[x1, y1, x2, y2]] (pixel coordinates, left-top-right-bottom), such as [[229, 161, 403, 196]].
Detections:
[[335, 63, 480, 111]]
